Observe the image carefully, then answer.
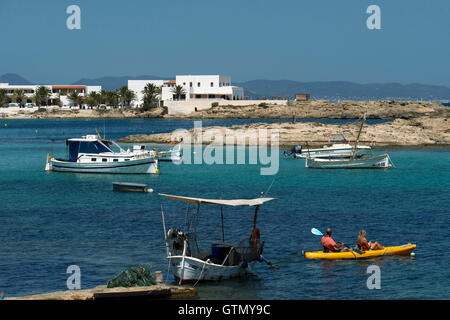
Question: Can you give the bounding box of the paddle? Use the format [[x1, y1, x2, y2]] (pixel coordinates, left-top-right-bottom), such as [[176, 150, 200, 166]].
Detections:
[[310, 228, 363, 254], [259, 255, 280, 269]]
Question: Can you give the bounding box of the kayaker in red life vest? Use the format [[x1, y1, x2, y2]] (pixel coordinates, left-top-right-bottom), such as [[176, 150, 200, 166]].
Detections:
[[357, 229, 384, 251], [321, 228, 349, 252]]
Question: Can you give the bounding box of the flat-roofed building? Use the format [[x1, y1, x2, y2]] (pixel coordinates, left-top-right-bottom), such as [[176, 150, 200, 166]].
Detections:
[[128, 75, 244, 108], [0, 83, 101, 107]]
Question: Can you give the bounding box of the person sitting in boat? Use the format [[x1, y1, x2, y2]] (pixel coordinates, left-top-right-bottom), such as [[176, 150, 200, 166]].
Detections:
[[321, 228, 349, 252], [250, 228, 261, 247], [356, 230, 384, 251]]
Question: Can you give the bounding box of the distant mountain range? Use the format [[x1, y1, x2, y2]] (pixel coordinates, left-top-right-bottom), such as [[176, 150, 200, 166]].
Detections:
[[1, 73, 450, 101], [0, 73, 32, 85], [235, 80, 450, 101]]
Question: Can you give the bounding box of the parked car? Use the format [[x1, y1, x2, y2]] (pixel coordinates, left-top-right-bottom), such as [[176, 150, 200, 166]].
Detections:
[[6, 103, 20, 107], [25, 103, 36, 108]]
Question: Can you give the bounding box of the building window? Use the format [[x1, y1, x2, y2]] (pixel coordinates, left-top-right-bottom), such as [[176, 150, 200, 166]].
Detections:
[[190, 82, 192, 87], [210, 82, 214, 87], [183, 82, 186, 85], [197, 82, 200, 87]]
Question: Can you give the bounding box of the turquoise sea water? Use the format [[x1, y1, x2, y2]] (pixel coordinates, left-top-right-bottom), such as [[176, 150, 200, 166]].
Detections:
[[0, 118, 449, 299]]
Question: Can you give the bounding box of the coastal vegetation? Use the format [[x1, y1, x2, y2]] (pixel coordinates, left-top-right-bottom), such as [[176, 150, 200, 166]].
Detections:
[[171, 85, 186, 101], [141, 83, 161, 111], [0, 88, 8, 106], [27, 86, 53, 106]]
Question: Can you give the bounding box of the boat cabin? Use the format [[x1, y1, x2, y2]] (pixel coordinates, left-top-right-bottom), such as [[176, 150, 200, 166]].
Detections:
[[66, 135, 114, 162]]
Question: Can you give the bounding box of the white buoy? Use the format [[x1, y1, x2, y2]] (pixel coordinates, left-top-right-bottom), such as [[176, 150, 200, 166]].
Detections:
[[147, 188, 154, 193], [410, 252, 415, 256]]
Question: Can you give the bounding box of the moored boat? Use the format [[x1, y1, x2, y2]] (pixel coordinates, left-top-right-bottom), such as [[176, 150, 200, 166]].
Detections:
[[159, 193, 277, 284], [304, 114, 394, 169], [284, 133, 372, 159], [45, 134, 158, 174], [305, 153, 391, 169], [304, 244, 416, 259]]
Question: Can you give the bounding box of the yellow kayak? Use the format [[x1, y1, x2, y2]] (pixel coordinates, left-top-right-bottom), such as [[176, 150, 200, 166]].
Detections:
[[304, 244, 416, 260]]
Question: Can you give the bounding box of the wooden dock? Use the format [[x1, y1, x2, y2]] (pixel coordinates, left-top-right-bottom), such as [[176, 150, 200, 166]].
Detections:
[[5, 284, 197, 300]]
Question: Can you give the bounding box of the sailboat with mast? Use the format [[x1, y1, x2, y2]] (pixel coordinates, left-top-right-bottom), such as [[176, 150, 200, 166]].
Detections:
[[305, 114, 393, 169]]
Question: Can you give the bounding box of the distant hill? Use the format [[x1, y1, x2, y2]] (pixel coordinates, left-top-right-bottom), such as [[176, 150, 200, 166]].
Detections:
[[71, 75, 172, 91], [0, 73, 33, 85], [2, 73, 450, 101], [234, 80, 450, 101]]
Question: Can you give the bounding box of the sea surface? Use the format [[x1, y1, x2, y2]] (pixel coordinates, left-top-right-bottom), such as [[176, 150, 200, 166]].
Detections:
[[0, 118, 449, 299]]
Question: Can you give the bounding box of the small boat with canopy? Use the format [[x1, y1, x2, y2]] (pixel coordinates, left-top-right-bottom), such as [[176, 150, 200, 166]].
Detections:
[[159, 193, 277, 284]]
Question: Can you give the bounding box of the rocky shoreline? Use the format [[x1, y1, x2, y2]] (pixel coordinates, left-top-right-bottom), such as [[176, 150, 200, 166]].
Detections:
[[3, 100, 449, 148], [2, 100, 449, 120], [165, 100, 450, 120], [117, 116, 450, 148], [115, 100, 450, 147]]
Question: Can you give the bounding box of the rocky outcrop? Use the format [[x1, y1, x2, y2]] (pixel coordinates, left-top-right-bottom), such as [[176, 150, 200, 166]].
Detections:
[[118, 116, 450, 147], [167, 100, 449, 120]]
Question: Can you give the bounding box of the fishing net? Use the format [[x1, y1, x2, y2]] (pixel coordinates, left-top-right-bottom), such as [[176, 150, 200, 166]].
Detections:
[[107, 266, 156, 288]]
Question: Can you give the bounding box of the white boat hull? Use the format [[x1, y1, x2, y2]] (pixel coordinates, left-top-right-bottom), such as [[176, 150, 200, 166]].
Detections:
[[306, 154, 390, 169], [168, 256, 254, 284], [295, 146, 371, 159], [48, 157, 158, 174]]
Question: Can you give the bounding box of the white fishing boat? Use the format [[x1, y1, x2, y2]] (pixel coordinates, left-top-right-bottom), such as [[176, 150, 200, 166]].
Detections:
[[45, 134, 158, 174], [284, 133, 372, 159], [159, 193, 277, 284], [305, 114, 394, 169], [305, 153, 391, 169]]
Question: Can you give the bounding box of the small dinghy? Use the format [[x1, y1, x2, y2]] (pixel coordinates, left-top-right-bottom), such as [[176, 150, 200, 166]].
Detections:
[[112, 182, 153, 193]]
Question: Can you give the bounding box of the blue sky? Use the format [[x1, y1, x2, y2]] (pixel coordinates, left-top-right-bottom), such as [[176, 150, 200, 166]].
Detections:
[[0, 0, 449, 86]]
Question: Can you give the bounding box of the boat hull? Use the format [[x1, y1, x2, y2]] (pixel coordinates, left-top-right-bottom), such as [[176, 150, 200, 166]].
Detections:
[[304, 244, 416, 259], [168, 256, 254, 284], [49, 157, 158, 174], [305, 154, 390, 169], [295, 146, 371, 159]]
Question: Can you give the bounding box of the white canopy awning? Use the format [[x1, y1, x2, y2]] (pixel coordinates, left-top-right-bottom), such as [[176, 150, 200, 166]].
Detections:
[[158, 193, 276, 207]]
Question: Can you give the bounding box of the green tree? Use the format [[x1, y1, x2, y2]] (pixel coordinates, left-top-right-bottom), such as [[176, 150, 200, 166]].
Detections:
[[0, 89, 8, 107], [31, 92, 41, 106], [14, 89, 25, 107], [104, 90, 119, 108], [88, 91, 102, 108], [68, 91, 82, 107], [171, 85, 186, 101], [141, 83, 161, 110], [118, 86, 136, 108], [36, 86, 51, 106]]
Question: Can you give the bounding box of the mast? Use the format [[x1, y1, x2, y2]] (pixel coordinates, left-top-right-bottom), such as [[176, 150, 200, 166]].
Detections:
[[351, 113, 366, 160], [220, 196, 224, 243], [253, 205, 259, 230]]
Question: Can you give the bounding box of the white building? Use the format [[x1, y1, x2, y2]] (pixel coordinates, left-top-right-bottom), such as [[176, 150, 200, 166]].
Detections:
[[0, 83, 101, 107], [128, 75, 244, 108]]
